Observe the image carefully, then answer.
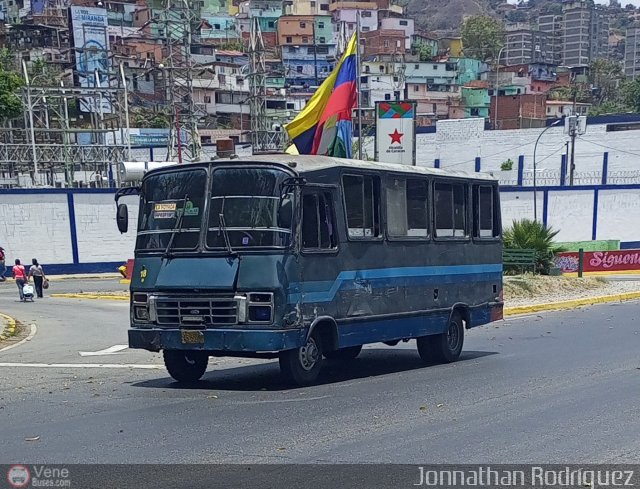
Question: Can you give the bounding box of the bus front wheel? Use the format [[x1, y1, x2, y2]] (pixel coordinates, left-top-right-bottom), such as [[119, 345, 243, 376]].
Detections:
[[279, 330, 324, 386], [417, 312, 464, 364], [163, 350, 209, 383]]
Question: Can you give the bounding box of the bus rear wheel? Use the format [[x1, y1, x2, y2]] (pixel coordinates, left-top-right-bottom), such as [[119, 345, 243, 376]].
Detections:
[[279, 330, 323, 386], [163, 350, 209, 383], [417, 312, 464, 364], [324, 345, 362, 361]]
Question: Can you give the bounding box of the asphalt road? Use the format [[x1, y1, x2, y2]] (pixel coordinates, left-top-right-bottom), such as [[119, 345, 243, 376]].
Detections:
[[0, 278, 639, 465]]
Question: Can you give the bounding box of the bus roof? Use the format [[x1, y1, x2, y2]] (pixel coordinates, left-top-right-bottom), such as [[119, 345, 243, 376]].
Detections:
[[222, 155, 498, 182]]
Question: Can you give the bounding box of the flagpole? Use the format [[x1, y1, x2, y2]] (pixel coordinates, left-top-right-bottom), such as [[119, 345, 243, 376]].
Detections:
[[356, 10, 363, 160]]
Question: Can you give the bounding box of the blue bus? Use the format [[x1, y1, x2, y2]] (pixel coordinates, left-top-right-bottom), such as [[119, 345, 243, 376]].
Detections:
[[116, 155, 503, 386]]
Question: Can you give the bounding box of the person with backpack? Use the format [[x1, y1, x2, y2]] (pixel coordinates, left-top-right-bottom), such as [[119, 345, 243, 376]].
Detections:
[[12, 259, 28, 302], [0, 247, 6, 282], [28, 258, 47, 298]]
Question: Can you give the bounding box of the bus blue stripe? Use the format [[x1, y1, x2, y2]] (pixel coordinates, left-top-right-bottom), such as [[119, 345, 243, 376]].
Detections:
[[288, 263, 502, 304]]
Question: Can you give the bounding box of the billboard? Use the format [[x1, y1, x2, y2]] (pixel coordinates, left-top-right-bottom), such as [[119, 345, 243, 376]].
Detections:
[[555, 250, 640, 274], [374, 101, 416, 166], [69, 6, 111, 113]]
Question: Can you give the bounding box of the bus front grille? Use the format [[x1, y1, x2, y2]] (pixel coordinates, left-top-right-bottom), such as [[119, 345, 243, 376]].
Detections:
[[154, 296, 238, 328]]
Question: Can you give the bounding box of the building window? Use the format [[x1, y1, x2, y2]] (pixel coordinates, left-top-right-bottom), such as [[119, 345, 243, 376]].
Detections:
[[319, 37, 326, 43], [396, 40, 401, 48], [214, 23, 221, 30], [399, 20, 408, 26], [384, 93, 391, 100], [342, 175, 380, 239], [303, 36, 309, 43], [288, 46, 297, 53], [433, 64, 438, 70], [318, 22, 324, 28], [434, 182, 467, 238], [310, 0, 316, 7], [204, 95, 211, 103], [300, 22, 306, 28], [384, 40, 389, 48], [362, 26, 370, 32], [364, 65, 370, 73], [268, 21, 275, 28], [387, 178, 429, 238], [296, 66, 303, 73], [362, 10, 372, 17], [320, 3, 329, 10], [413, 85, 419, 92], [286, 36, 292, 43], [302, 192, 337, 250]]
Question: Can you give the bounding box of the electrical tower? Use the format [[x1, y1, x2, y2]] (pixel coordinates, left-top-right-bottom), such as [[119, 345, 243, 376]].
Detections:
[[247, 16, 284, 154], [158, 0, 202, 162]]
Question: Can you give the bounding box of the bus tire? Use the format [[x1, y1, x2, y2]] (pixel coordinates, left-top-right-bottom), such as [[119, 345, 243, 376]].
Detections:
[[279, 330, 323, 386], [163, 350, 209, 383], [324, 345, 362, 361], [417, 312, 464, 364]]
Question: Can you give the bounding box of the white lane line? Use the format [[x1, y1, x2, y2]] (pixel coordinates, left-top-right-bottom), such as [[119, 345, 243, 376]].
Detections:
[[0, 324, 37, 354], [79, 344, 129, 357], [0, 362, 163, 369]]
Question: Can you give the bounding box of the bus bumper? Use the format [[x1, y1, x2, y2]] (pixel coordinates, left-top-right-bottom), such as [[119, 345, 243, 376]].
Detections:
[[128, 327, 306, 353]]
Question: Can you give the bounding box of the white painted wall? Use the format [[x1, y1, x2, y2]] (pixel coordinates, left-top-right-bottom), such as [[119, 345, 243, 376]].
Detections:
[[415, 120, 637, 178], [546, 190, 594, 241], [74, 193, 138, 263], [0, 193, 73, 265], [597, 189, 640, 242]]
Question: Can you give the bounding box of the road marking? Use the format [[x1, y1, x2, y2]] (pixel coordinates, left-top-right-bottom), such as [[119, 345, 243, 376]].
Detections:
[[0, 362, 163, 369], [0, 324, 37, 354], [79, 344, 129, 357]]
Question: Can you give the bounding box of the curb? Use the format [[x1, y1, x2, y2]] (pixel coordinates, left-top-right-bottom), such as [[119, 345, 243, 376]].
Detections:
[[504, 290, 640, 316], [0, 312, 17, 341], [48, 274, 121, 282], [50, 293, 129, 301]]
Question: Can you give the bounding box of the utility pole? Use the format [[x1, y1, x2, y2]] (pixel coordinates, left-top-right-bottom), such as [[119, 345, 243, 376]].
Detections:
[[569, 87, 578, 186], [312, 21, 319, 86]]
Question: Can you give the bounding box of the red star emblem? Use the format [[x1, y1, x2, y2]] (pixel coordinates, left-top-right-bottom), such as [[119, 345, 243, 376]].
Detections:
[[389, 129, 404, 144]]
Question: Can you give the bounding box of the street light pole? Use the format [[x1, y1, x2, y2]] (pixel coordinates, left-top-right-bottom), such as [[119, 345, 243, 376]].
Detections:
[[533, 119, 561, 222], [494, 47, 505, 130]]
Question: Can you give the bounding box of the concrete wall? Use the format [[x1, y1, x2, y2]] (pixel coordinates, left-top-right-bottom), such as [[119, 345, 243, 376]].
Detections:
[[2, 184, 640, 275], [0, 190, 138, 275], [415, 119, 639, 179]]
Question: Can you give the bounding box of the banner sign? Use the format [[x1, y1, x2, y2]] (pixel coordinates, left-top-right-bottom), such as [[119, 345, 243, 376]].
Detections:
[[374, 101, 416, 166], [555, 250, 640, 273], [69, 6, 111, 113]]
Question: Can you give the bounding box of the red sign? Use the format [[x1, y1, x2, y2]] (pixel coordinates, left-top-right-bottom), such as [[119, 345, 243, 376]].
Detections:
[[555, 250, 640, 273]]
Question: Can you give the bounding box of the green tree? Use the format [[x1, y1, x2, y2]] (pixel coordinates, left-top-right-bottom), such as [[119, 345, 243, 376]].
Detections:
[[411, 42, 432, 62], [589, 58, 624, 105], [0, 64, 23, 121], [622, 77, 640, 112], [460, 16, 504, 62]]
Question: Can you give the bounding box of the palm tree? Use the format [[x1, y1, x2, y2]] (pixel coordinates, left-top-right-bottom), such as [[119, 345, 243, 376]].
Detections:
[[503, 219, 563, 274]]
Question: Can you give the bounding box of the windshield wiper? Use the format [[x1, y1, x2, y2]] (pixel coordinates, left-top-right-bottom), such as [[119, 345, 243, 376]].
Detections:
[[163, 193, 189, 259], [217, 196, 236, 257]]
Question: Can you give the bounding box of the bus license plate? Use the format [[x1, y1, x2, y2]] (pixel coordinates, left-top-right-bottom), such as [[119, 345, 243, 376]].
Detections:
[[181, 330, 204, 344]]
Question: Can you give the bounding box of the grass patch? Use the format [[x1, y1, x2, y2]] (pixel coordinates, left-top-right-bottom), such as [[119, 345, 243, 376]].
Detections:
[[503, 275, 607, 301]]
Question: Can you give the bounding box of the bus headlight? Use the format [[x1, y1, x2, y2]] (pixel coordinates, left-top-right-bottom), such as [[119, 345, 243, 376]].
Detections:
[[236, 293, 274, 324], [132, 293, 153, 323]]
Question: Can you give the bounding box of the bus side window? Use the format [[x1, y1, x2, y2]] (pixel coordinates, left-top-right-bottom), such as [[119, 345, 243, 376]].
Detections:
[[473, 185, 499, 239], [434, 181, 468, 238], [387, 178, 429, 238], [343, 174, 381, 239], [302, 191, 337, 250]]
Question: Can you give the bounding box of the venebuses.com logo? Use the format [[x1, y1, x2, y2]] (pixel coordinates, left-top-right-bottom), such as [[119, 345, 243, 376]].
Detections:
[[7, 465, 30, 489]]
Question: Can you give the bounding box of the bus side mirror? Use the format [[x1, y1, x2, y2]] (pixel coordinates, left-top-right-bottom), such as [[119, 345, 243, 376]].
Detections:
[[116, 203, 129, 234], [278, 197, 293, 229]]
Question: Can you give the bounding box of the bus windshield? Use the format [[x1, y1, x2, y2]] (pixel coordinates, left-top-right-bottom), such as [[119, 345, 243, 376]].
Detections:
[[136, 169, 206, 251], [207, 167, 293, 249]]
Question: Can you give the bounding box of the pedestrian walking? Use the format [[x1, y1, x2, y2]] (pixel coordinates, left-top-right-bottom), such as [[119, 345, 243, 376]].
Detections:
[[29, 258, 47, 299], [12, 259, 28, 302], [0, 247, 6, 282]]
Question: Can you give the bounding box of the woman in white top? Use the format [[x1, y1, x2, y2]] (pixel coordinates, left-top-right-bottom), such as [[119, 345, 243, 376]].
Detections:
[[29, 258, 46, 298]]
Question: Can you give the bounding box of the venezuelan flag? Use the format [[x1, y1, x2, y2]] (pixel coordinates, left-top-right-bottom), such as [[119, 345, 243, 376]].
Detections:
[[285, 33, 358, 158]]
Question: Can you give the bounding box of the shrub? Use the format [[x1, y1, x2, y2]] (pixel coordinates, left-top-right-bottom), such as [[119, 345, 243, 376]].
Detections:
[[500, 159, 514, 171], [503, 219, 564, 275]]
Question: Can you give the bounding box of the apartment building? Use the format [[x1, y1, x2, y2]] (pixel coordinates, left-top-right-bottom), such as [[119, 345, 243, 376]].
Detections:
[[562, 0, 609, 66], [504, 24, 557, 66], [625, 27, 640, 79]]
